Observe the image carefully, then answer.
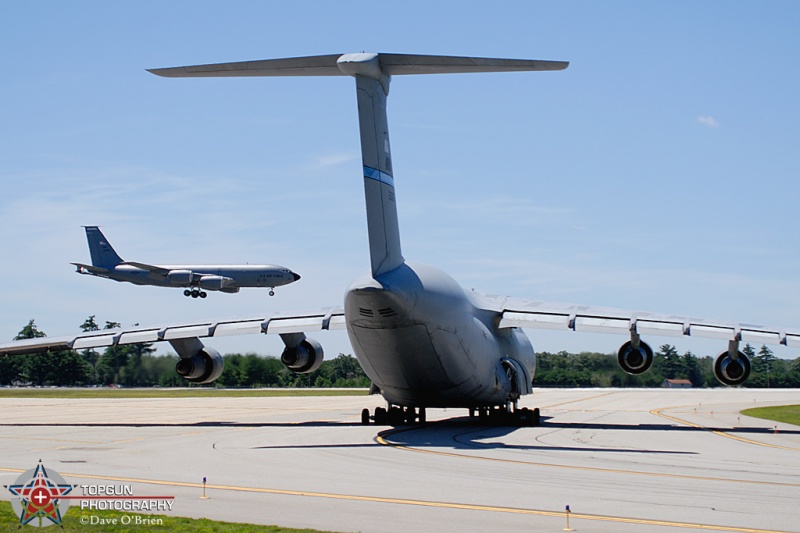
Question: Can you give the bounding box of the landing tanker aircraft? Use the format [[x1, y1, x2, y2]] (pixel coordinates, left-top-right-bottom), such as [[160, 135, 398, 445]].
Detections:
[[2, 53, 798, 425], [72, 226, 301, 298]]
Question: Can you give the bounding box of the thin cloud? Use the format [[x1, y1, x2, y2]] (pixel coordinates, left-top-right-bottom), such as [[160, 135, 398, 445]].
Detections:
[[697, 115, 720, 128], [313, 152, 359, 168]]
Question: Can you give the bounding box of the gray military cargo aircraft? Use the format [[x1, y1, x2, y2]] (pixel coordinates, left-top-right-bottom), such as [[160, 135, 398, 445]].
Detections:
[[72, 226, 300, 298], [3, 53, 798, 426]]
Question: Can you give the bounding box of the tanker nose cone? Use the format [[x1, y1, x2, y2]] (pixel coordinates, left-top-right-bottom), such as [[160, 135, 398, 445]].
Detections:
[[292, 272, 301, 281]]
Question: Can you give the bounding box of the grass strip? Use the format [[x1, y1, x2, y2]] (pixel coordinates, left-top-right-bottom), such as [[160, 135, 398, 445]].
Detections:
[[741, 404, 800, 426], [0, 388, 368, 399], [0, 500, 339, 532]]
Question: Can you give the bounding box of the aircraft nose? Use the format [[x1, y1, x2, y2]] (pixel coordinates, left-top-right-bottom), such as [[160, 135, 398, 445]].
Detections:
[[292, 272, 301, 281]]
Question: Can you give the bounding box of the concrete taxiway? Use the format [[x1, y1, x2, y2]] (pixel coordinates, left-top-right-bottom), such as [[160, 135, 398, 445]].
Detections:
[[1, 389, 798, 532]]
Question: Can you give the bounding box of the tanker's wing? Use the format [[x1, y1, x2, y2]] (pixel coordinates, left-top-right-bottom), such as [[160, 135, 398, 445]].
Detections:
[[0, 307, 345, 356], [118, 261, 172, 277]]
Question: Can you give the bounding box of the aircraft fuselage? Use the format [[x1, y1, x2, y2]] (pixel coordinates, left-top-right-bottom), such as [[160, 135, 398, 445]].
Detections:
[[345, 262, 536, 408], [105, 264, 297, 289]]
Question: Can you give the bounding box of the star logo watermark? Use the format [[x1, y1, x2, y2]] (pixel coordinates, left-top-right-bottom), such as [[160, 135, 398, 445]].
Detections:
[[5, 461, 75, 528]]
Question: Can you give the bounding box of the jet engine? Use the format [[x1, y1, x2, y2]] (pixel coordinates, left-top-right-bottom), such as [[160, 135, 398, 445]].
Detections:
[[617, 340, 654, 375], [281, 337, 324, 374], [167, 269, 193, 285], [713, 350, 751, 386], [199, 275, 233, 290], [169, 338, 224, 384]]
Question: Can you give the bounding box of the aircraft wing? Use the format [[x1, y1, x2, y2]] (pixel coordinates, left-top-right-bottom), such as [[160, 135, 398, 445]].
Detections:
[[0, 307, 346, 356], [483, 295, 800, 348], [119, 261, 171, 276]]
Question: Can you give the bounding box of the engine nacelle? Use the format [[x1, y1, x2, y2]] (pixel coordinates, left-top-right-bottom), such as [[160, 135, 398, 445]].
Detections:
[[167, 269, 193, 285], [617, 340, 654, 375], [175, 346, 224, 384], [199, 275, 233, 290], [281, 338, 324, 374], [714, 351, 751, 386]]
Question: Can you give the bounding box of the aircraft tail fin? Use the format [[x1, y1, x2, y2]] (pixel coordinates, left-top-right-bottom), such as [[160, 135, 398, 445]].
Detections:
[[83, 226, 123, 268], [149, 53, 568, 278]]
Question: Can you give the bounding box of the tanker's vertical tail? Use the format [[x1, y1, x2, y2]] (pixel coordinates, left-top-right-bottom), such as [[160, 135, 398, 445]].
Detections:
[[84, 226, 123, 268], [147, 52, 568, 278]]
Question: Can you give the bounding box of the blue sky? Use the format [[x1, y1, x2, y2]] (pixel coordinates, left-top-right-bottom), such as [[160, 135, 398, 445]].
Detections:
[[1, 2, 799, 361]]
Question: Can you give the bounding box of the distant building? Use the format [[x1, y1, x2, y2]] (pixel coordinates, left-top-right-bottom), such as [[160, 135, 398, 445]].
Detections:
[[662, 379, 693, 388]]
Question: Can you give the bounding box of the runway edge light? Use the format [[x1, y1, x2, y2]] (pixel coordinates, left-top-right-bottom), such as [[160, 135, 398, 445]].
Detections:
[[202, 476, 208, 499], [563, 504, 575, 532]]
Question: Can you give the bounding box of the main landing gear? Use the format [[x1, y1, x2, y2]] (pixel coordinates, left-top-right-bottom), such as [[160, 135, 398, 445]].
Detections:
[[184, 288, 207, 298], [361, 405, 427, 426], [360, 403, 540, 427], [468, 404, 540, 427]]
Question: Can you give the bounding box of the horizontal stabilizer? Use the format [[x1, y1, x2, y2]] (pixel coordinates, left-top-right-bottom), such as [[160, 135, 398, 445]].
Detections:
[[148, 53, 568, 78], [71, 262, 110, 276]]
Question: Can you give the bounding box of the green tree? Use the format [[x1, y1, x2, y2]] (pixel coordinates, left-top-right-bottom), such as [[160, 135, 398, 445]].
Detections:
[[656, 344, 682, 379], [14, 319, 46, 340], [681, 351, 705, 387], [755, 344, 776, 387], [78, 315, 101, 381]]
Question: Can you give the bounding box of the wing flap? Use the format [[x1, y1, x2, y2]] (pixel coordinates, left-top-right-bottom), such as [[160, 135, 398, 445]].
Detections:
[[498, 311, 571, 330], [163, 325, 213, 340], [118, 330, 161, 345], [213, 320, 265, 337], [574, 316, 630, 335], [72, 334, 118, 349], [636, 320, 685, 337]]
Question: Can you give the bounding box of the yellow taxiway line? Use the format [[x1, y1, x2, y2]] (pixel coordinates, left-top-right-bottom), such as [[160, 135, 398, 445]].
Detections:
[[0, 467, 791, 533], [650, 408, 800, 451]]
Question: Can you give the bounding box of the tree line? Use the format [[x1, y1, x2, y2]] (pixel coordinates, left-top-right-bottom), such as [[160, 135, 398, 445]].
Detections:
[[2, 318, 799, 388], [535, 344, 800, 388]]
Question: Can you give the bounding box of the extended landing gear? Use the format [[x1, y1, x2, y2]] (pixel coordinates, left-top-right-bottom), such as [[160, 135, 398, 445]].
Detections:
[[269, 288, 275, 296], [469, 405, 540, 427], [361, 405, 427, 426], [183, 288, 207, 298]]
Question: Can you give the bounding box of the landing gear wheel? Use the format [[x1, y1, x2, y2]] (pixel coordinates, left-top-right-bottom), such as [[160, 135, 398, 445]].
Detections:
[[418, 408, 426, 424], [269, 289, 275, 296], [374, 407, 387, 425], [361, 408, 370, 425], [199, 291, 207, 298], [184, 289, 191, 297], [388, 406, 403, 425]]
